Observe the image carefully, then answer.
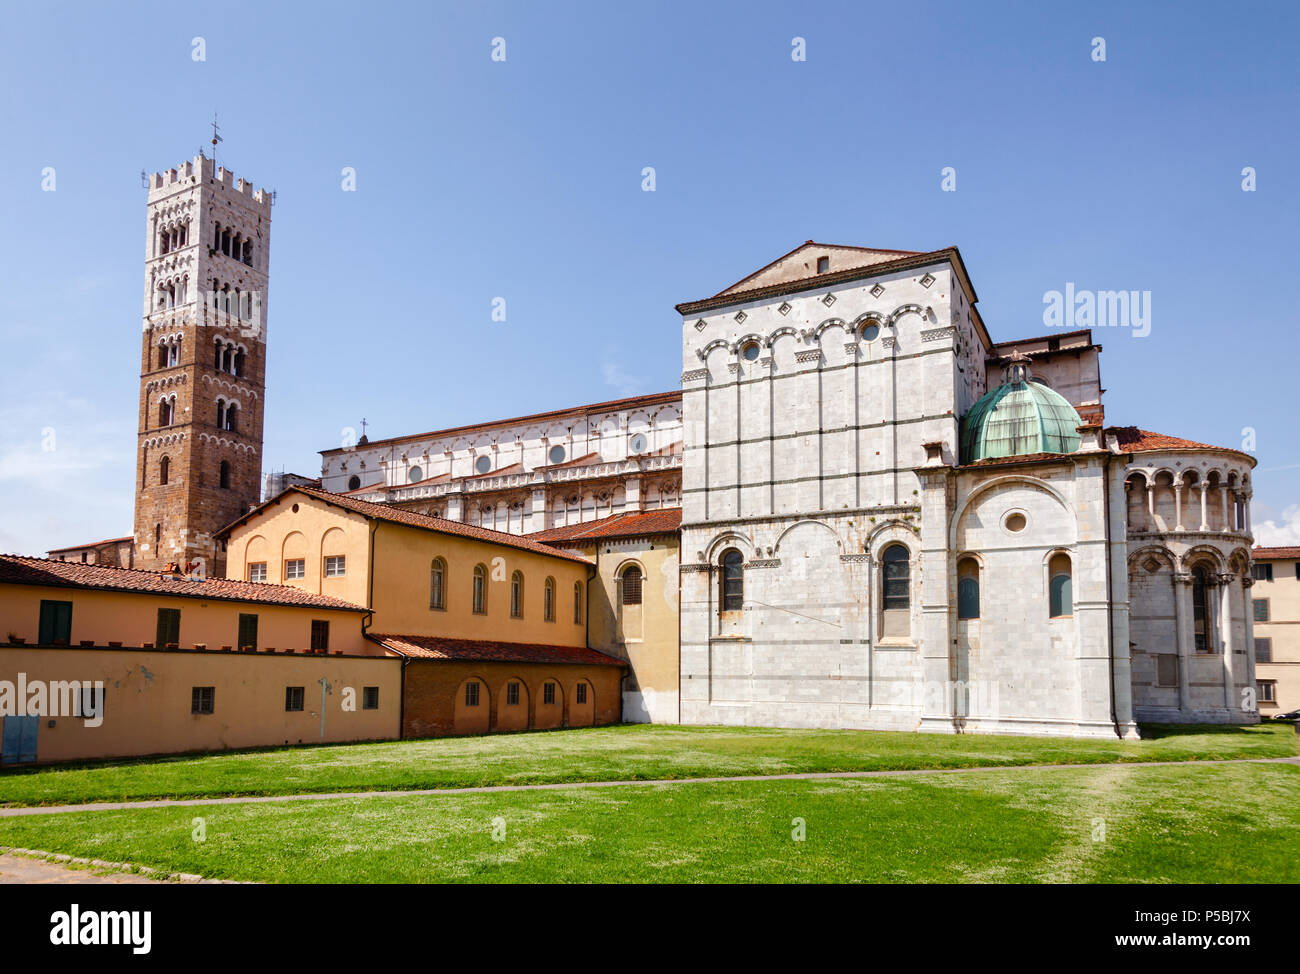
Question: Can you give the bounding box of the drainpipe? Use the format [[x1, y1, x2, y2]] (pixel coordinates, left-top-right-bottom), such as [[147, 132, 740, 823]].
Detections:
[[1102, 451, 1118, 734]]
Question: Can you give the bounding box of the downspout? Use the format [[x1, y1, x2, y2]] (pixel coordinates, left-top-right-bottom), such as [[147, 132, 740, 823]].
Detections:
[[1103, 451, 1118, 734]]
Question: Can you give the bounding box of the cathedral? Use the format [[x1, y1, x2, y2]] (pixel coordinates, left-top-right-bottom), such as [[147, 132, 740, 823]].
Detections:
[[51, 158, 1262, 739]]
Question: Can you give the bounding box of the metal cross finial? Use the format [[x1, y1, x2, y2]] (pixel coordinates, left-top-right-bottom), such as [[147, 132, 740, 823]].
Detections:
[[360, 417, 369, 437]]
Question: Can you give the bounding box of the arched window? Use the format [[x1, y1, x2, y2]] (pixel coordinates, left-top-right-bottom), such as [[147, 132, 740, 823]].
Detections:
[[233, 349, 245, 377], [544, 577, 556, 622], [158, 398, 173, 427], [216, 398, 226, 428], [573, 580, 583, 623], [159, 455, 170, 486], [219, 460, 230, 489], [621, 565, 643, 605], [720, 549, 743, 611], [472, 564, 487, 614], [1192, 566, 1210, 652], [225, 403, 238, 432], [154, 523, 161, 547], [430, 558, 446, 610], [957, 557, 980, 620], [510, 571, 524, 618], [881, 544, 911, 638], [1049, 553, 1073, 618]]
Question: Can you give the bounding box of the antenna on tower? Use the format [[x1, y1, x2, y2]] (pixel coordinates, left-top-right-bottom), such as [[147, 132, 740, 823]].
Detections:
[[210, 112, 223, 168], [140, 169, 147, 189], [271, 189, 277, 206]]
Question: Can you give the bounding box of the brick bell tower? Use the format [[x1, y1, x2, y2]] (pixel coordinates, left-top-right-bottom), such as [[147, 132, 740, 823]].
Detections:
[[132, 153, 271, 576]]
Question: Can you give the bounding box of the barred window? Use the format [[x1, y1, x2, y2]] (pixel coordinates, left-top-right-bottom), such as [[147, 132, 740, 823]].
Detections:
[[543, 682, 556, 705], [465, 681, 480, 707], [191, 686, 215, 714], [507, 682, 520, 706], [621, 565, 643, 606], [1255, 637, 1273, 663], [576, 683, 587, 705], [285, 686, 305, 712]]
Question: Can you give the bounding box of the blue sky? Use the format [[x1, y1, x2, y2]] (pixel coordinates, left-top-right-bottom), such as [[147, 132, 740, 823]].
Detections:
[[1, 0, 1297, 555]]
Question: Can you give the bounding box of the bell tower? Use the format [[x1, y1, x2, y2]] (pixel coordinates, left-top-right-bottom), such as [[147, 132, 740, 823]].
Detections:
[[132, 153, 272, 575]]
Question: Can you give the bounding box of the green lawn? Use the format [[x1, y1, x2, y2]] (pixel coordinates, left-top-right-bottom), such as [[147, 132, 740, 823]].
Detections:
[[1, 761, 1295, 883], [0, 722, 1292, 808]]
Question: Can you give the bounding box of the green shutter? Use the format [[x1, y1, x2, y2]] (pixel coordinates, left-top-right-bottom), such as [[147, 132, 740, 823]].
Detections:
[[156, 608, 181, 647], [237, 613, 258, 651], [38, 601, 73, 645]]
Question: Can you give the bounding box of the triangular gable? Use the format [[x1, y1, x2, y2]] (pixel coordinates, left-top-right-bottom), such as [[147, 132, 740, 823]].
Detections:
[[714, 241, 921, 298]]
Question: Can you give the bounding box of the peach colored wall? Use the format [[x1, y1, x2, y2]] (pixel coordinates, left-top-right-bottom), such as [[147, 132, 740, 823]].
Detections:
[[0, 584, 374, 655], [0, 647, 401, 764], [369, 521, 589, 644], [224, 493, 373, 608]]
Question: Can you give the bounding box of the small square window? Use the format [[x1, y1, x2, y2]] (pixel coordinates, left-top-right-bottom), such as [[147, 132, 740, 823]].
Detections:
[[1255, 638, 1273, 663], [191, 686, 215, 714], [1252, 563, 1273, 582], [816, 256, 829, 274], [248, 562, 267, 583], [1258, 681, 1277, 703], [285, 559, 305, 580], [310, 620, 329, 651], [324, 555, 346, 578], [285, 686, 305, 712], [362, 686, 379, 710], [1253, 599, 1270, 623]]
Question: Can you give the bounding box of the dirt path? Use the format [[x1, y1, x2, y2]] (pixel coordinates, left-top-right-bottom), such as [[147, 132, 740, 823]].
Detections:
[[0, 852, 164, 884]]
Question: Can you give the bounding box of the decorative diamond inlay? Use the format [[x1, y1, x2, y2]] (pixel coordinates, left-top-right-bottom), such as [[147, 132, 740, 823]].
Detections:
[[694, 318, 707, 331], [778, 302, 791, 316], [870, 283, 885, 298], [734, 310, 747, 324], [821, 293, 836, 306], [920, 273, 935, 288]]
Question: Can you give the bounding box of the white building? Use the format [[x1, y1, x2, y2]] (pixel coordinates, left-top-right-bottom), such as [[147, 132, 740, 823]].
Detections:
[[675, 241, 1257, 737]]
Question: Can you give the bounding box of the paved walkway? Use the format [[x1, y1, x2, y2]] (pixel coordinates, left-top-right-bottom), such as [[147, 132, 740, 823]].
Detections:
[[3, 754, 1296, 818]]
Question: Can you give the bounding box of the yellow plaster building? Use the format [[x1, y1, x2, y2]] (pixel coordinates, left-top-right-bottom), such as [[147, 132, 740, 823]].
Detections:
[[1251, 546, 1300, 716]]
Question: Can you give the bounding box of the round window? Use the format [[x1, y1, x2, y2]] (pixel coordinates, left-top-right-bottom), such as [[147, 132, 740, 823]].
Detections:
[[741, 342, 761, 361], [408, 466, 422, 483], [629, 433, 648, 454], [475, 455, 491, 474], [861, 323, 881, 342], [1004, 512, 1027, 533], [291, 503, 300, 513], [548, 445, 566, 464], [347, 475, 361, 491]]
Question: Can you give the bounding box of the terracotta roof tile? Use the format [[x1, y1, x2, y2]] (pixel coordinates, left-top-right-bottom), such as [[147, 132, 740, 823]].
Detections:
[[1254, 546, 1300, 560], [320, 390, 682, 456], [1106, 426, 1240, 454], [371, 634, 625, 667], [0, 554, 368, 612], [219, 486, 592, 566], [526, 508, 682, 544], [46, 536, 133, 553]]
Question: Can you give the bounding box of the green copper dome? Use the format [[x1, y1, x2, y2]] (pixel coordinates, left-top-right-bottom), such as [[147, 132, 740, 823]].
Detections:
[[960, 361, 1083, 464]]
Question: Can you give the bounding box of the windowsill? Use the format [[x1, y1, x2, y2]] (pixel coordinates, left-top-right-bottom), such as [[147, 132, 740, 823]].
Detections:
[[876, 638, 915, 649]]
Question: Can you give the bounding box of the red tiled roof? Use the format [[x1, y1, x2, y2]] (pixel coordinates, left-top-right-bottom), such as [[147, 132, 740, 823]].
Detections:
[[526, 509, 682, 544], [370, 634, 625, 667], [217, 486, 593, 566], [466, 462, 523, 481], [0, 554, 368, 612], [320, 390, 682, 455], [1254, 546, 1300, 560], [962, 452, 1075, 469], [676, 247, 972, 315], [711, 240, 923, 298], [538, 451, 601, 470], [1106, 427, 1244, 455], [46, 536, 133, 553], [991, 329, 1096, 349]]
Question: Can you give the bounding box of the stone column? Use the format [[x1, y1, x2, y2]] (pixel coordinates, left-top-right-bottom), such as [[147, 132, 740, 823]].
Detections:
[[1218, 573, 1236, 710], [1242, 575, 1257, 717], [1220, 487, 1229, 531], [1199, 485, 1208, 531], [1173, 482, 1184, 531], [1172, 572, 1193, 714]]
